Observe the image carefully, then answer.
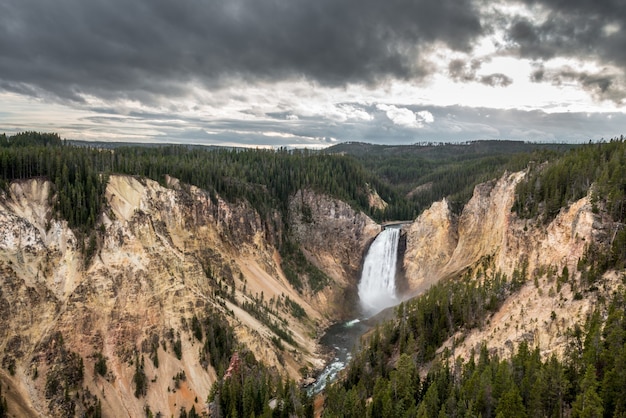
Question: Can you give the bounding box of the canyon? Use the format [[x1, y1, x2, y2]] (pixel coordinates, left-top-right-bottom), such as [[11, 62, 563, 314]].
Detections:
[[0, 168, 621, 416]]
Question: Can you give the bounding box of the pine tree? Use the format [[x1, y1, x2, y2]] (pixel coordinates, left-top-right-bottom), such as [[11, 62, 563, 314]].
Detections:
[[572, 365, 603, 418], [537, 355, 568, 418], [0, 384, 7, 418], [417, 383, 440, 418], [495, 386, 527, 418], [133, 354, 147, 398]]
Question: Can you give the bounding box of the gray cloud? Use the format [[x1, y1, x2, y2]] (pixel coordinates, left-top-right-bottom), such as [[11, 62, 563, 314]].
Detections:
[[530, 64, 545, 83], [507, 0, 626, 59], [504, 0, 626, 101], [448, 59, 482, 82], [0, 0, 482, 102], [554, 69, 622, 102], [479, 73, 513, 87], [448, 59, 512, 87], [526, 64, 625, 103], [64, 104, 626, 146]]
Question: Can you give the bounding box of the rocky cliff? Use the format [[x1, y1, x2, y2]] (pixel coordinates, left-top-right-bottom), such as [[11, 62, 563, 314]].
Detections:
[[403, 171, 524, 291], [0, 176, 375, 417], [288, 189, 380, 318], [403, 170, 598, 291], [403, 170, 620, 362], [402, 198, 458, 294]]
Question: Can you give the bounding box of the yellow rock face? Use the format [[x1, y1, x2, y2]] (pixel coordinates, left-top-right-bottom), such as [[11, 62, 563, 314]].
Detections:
[[2, 176, 371, 417], [403, 170, 619, 364]]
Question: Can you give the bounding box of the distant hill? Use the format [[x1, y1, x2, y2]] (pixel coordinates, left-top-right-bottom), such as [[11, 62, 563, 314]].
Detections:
[[326, 140, 581, 214], [325, 140, 578, 158]]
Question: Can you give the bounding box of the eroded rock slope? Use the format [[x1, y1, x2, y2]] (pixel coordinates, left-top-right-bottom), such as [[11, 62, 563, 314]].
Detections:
[[403, 170, 619, 362], [0, 176, 376, 417]]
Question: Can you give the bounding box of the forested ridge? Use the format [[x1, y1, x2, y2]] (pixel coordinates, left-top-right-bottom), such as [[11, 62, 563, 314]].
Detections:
[[326, 140, 577, 213], [0, 131, 403, 229], [514, 138, 626, 270], [0, 133, 583, 230], [514, 138, 626, 223]]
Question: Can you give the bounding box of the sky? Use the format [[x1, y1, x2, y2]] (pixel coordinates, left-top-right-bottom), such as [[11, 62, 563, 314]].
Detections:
[[1, 0, 625, 148]]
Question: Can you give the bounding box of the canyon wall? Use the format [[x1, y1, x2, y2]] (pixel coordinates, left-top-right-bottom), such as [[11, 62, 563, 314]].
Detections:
[[0, 176, 374, 417], [1, 169, 618, 416], [403, 170, 618, 361], [288, 189, 380, 318]]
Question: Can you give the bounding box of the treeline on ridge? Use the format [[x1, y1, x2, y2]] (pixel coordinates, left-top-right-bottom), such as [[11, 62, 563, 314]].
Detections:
[[1, 132, 585, 235], [514, 137, 626, 269], [0, 131, 412, 231], [327, 140, 578, 214]]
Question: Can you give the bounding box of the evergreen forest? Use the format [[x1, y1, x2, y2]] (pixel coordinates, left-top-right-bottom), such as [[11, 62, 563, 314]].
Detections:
[[325, 140, 578, 213]]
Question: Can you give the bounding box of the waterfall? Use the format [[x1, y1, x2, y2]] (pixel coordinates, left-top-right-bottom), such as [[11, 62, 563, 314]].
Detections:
[[358, 227, 400, 316], [308, 227, 401, 394]]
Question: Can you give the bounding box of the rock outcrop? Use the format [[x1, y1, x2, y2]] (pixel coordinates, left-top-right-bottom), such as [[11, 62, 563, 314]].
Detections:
[[288, 189, 380, 318], [403, 198, 457, 294], [404, 170, 601, 291]]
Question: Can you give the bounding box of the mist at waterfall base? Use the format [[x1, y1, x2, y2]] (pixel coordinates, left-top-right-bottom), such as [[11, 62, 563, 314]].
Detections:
[[309, 228, 402, 394]]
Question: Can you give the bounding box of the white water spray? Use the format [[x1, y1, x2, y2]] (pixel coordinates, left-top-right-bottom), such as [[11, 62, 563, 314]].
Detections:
[[358, 227, 400, 316]]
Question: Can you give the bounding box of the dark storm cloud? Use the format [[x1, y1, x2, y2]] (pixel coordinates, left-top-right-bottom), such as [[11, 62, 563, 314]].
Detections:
[[505, 0, 626, 101], [448, 59, 482, 82], [507, 0, 626, 59], [0, 0, 482, 102]]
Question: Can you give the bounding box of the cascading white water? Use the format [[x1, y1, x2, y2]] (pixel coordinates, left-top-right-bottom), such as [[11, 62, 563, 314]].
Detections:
[[358, 227, 400, 316], [308, 228, 401, 394]]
